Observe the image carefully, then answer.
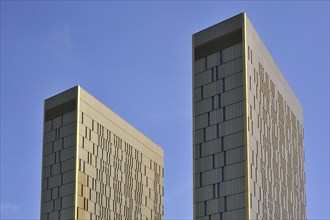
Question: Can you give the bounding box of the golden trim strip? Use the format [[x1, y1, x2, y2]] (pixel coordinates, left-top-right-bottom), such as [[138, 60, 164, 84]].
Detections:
[[243, 13, 251, 220], [74, 86, 81, 219]]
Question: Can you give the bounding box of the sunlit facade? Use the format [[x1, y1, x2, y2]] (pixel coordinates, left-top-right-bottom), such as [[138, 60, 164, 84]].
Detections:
[[40, 86, 164, 220], [193, 13, 306, 219]]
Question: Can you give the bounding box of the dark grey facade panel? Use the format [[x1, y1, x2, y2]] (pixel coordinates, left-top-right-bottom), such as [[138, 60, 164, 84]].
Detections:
[[206, 198, 225, 215], [222, 208, 246, 219], [195, 58, 206, 74], [222, 43, 243, 63], [219, 177, 245, 197], [226, 146, 246, 165], [194, 87, 202, 102], [206, 52, 221, 69], [218, 116, 245, 137], [224, 71, 244, 91], [225, 101, 245, 120], [201, 167, 223, 186], [203, 79, 223, 99], [220, 87, 244, 107], [45, 99, 76, 121], [193, 13, 246, 220], [209, 108, 224, 125], [223, 131, 245, 151], [194, 98, 213, 116], [194, 113, 208, 130], [223, 161, 245, 181], [195, 155, 213, 173], [218, 57, 243, 79], [193, 13, 243, 47], [214, 152, 225, 168], [205, 125, 218, 141], [194, 69, 212, 88], [200, 138, 222, 157], [194, 29, 242, 60], [195, 185, 214, 202]]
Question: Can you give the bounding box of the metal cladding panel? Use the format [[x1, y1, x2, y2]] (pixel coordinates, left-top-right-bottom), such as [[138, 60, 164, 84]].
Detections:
[[194, 129, 205, 144], [194, 70, 212, 88], [203, 80, 223, 99], [205, 125, 218, 141], [201, 138, 222, 157], [195, 173, 201, 188], [196, 216, 209, 220], [222, 43, 243, 63], [206, 198, 225, 215], [220, 87, 244, 107], [194, 98, 213, 116], [218, 116, 245, 137], [226, 192, 246, 211], [195, 58, 206, 74], [206, 52, 221, 69], [195, 155, 213, 173], [214, 152, 225, 168], [225, 101, 245, 120], [219, 177, 246, 197], [222, 208, 246, 219], [193, 13, 243, 47], [194, 87, 202, 102], [223, 131, 245, 150], [209, 108, 224, 125], [193, 13, 247, 220], [195, 185, 214, 202], [226, 146, 246, 165], [194, 113, 208, 130], [202, 168, 222, 186], [225, 71, 244, 91], [195, 202, 205, 217], [223, 161, 245, 181], [218, 57, 243, 79]]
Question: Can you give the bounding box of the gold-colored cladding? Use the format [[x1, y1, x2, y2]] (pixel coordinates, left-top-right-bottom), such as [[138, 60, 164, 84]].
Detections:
[[74, 86, 81, 219], [243, 13, 251, 220]]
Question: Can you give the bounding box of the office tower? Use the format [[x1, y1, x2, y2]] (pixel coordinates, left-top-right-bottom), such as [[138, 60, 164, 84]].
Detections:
[[193, 13, 306, 219], [40, 86, 164, 220]]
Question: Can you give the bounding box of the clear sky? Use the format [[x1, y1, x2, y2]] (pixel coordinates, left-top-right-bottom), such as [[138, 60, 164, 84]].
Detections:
[[0, 1, 329, 219]]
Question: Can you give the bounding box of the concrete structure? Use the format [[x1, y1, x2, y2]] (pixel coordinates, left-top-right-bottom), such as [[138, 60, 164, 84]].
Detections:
[[40, 86, 164, 220], [193, 13, 306, 219]]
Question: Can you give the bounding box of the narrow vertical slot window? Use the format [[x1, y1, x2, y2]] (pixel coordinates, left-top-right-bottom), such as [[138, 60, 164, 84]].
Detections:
[[223, 107, 226, 121], [223, 78, 226, 92], [220, 50, 223, 64], [205, 57, 208, 70], [201, 86, 204, 100]]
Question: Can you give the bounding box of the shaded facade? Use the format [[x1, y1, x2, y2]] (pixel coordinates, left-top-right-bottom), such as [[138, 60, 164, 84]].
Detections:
[[40, 86, 164, 220], [193, 13, 306, 219]]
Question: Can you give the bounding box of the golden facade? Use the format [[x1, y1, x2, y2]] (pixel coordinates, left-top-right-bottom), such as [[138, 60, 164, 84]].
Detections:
[[40, 86, 164, 220], [193, 13, 306, 219]]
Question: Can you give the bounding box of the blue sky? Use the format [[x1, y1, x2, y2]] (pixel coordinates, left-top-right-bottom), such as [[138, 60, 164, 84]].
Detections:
[[1, 1, 329, 219]]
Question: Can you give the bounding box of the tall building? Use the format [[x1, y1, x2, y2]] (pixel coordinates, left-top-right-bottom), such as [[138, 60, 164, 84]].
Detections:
[[40, 86, 164, 220], [193, 13, 306, 219]]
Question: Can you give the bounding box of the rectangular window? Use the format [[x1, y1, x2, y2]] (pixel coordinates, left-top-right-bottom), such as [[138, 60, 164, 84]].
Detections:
[[251, 49, 253, 64], [201, 86, 204, 100], [223, 107, 226, 121], [220, 50, 223, 64], [205, 57, 208, 70]]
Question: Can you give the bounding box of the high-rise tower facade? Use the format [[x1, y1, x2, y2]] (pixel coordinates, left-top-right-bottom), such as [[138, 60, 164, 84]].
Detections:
[[40, 86, 164, 220], [193, 13, 306, 219]]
